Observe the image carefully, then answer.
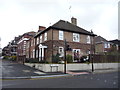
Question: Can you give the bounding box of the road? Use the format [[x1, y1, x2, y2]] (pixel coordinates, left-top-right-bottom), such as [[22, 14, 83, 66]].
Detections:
[[1, 59, 119, 88], [2, 60, 45, 77], [2, 71, 119, 88], [1, 60, 63, 78]]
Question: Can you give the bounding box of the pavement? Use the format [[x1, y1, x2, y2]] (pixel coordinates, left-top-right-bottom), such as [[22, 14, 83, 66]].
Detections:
[[1, 59, 119, 80]]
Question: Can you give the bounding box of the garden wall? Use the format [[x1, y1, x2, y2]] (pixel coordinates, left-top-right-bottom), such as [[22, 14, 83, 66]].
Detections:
[[24, 63, 119, 72]]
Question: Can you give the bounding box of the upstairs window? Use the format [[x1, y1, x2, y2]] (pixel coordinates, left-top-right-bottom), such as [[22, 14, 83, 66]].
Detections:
[[73, 33, 80, 42], [104, 43, 108, 48], [34, 38, 36, 45], [104, 43, 111, 48], [37, 37, 39, 45], [59, 31, 64, 40], [44, 32, 47, 41], [108, 43, 110, 48], [87, 36, 90, 44], [40, 35, 42, 43]]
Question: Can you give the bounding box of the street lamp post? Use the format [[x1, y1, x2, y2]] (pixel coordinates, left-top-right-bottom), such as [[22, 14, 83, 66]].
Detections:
[[64, 39, 67, 74], [91, 30, 94, 72]]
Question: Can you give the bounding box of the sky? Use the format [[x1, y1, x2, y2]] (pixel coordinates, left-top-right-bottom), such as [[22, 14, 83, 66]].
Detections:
[[0, 0, 119, 48]]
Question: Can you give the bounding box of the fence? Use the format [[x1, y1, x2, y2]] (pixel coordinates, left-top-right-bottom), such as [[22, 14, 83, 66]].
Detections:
[[93, 54, 120, 63]]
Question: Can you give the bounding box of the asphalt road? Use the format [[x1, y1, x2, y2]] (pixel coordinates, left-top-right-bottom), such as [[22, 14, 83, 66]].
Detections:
[[1, 60, 64, 78], [2, 60, 45, 77], [2, 71, 119, 88]]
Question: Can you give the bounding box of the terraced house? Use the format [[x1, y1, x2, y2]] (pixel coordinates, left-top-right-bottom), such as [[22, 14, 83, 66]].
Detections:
[[34, 17, 96, 63]]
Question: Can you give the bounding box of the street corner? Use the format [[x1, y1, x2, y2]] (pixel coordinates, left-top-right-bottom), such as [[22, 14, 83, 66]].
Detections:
[[66, 70, 90, 76]]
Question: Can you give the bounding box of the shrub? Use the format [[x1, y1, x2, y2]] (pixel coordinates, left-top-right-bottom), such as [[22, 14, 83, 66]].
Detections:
[[66, 54, 73, 63], [10, 56, 17, 61], [52, 53, 60, 63], [3, 56, 9, 60], [25, 58, 49, 64], [39, 60, 49, 64], [26, 58, 39, 63]]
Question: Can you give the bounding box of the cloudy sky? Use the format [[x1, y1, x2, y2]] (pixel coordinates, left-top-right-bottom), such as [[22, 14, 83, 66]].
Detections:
[[0, 0, 119, 48]]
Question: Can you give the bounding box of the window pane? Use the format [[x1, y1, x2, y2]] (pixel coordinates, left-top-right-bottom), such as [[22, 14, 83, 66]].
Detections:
[[73, 33, 80, 42], [40, 35, 42, 43], [59, 47, 64, 57], [44, 33, 47, 41], [87, 36, 90, 44], [59, 31, 64, 40]]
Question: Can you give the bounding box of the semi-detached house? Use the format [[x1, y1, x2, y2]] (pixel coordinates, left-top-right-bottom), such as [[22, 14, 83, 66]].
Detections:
[[34, 17, 96, 63]]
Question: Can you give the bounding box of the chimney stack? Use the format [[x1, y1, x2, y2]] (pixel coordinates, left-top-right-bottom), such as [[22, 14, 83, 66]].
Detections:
[[71, 17, 77, 25], [38, 26, 46, 32]]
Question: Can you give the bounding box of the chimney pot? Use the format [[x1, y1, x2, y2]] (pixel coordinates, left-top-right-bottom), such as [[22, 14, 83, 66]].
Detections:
[[71, 17, 77, 25], [38, 26, 46, 32]]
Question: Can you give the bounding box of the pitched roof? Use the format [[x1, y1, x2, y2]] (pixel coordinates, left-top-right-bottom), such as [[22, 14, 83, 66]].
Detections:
[[52, 20, 94, 35], [94, 36, 108, 43], [109, 39, 120, 46], [35, 20, 96, 37]]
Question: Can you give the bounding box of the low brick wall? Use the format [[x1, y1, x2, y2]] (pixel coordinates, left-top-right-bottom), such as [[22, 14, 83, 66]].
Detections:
[[24, 63, 119, 72]]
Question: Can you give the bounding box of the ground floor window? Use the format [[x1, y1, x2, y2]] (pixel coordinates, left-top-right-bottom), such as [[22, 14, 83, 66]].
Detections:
[[59, 47, 64, 57], [36, 50, 38, 58]]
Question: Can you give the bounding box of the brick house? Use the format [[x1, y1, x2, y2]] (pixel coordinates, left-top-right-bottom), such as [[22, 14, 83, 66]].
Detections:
[[26, 37, 36, 59], [2, 45, 9, 56], [34, 17, 96, 63], [9, 37, 20, 56], [17, 31, 36, 63], [2, 36, 20, 57], [26, 26, 46, 60], [109, 39, 120, 52], [94, 36, 114, 54]]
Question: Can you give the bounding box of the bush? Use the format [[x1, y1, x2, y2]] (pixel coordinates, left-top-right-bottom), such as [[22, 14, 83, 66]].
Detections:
[[39, 60, 49, 64], [66, 54, 73, 63], [25, 58, 39, 63], [10, 56, 17, 61], [25, 58, 49, 64], [3, 56, 9, 60], [52, 53, 60, 63]]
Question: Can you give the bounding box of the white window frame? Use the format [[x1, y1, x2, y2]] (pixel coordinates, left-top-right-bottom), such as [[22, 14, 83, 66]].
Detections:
[[87, 36, 90, 44], [33, 49, 35, 58], [37, 37, 39, 45], [31, 40, 33, 46], [40, 35, 42, 43], [34, 38, 35, 46], [104, 43, 108, 48], [108, 43, 110, 48], [36, 50, 38, 58], [73, 33, 80, 42], [44, 32, 47, 41], [59, 31, 64, 40], [59, 47, 64, 57]]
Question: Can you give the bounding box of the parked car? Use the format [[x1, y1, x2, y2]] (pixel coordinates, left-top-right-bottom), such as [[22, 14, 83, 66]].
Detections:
[[80, 55, 90, 62]]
